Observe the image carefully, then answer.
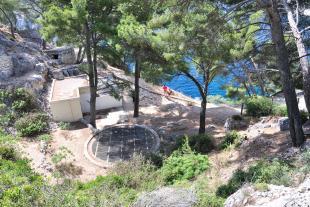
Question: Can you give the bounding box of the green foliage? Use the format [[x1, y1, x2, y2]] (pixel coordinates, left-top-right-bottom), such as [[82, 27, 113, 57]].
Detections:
[[300, 149, 310, 173], [111, 154, 163, 191], [0, 88, 37, 128], [176, 134, 215, 154], [208, 95, 241, 106], [216, 159, 293, 198], [195, 193, 225, 207], [59, 122, 71, 130], [162, 138, 210, 184], [219, 131, 243, 149], [272, 104, 288, 116], [0, 138, 43, 207], [15, 113, 49, 137], [254, 182, 268, 192], [216, 169, 247, 198], [144, 152, 164, 168], [299, 110, 309, 124], [0, 88, 36, 113], [226, 86, 245, 100], [0, 145, 17, 161], [37, 134, 53, 143], [52, 147, 73, 164], [245, 96, 273, 117]]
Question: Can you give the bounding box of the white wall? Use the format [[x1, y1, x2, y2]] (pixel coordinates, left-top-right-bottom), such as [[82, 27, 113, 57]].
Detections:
[[79, 88, 122, 113], [50, 98, 83, 122]]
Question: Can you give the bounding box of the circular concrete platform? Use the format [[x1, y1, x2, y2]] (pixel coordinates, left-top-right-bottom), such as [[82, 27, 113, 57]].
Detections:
[[85, 124, 160, 167]]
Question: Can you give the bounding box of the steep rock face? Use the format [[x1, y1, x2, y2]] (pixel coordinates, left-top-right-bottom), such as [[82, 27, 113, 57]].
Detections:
[[0, 27, 49, 93], [225, 178, 310, 207]]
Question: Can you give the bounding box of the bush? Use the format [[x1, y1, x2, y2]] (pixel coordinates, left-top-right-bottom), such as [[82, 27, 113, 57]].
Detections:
[[15, 113, 49, 136], [216, 169, 247, 198], [216, 159, 293, 198], [195, 193, 225, 207], [0, 145, 17, 161], [0, 88, 36, 113], [226, 86, 245, 100], [299, 110, 309, 124], [0, 155, 43, 207], [300, 149, 310, 173], [59, 122, 71, 130], [38, 134, 53, 143], [144, 152, 164, 168], [162, 138, 210, 184], [111, 154, 163, 191], [176, 134, 215, 154], [245, 96, 273, 117], [254, 183, 268, 192], [219, 131, 243, 149], [272, 105, 288, 116]]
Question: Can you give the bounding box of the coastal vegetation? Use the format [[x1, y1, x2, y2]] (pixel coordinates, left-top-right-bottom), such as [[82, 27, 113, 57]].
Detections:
[[0, 0, 309, 206]]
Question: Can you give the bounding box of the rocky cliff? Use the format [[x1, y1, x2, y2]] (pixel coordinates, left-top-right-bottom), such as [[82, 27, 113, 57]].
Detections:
[[0, 25, 49, 93]]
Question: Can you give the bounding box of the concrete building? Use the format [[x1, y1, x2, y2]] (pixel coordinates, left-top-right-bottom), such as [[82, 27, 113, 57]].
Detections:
[[45, 46, 76, 65], [49, 75, 123, 122]]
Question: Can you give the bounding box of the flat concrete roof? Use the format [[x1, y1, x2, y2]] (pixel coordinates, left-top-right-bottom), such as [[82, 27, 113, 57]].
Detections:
[[51, 75, 88, 101]]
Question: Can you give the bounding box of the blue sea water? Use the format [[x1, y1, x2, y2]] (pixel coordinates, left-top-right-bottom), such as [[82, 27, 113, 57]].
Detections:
[[165, 68, 235, 99]]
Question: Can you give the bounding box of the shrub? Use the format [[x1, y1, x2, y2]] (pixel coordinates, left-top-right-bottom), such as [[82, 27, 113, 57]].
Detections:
[[0, 145, 17, 161], [216, 169, 247, 198], [176, 134, 215, 154], [144, 152, 164, 168], [231, 114, 242, 121], [272, 105, 288, 116], [299, 110, 309, 124], [38, 134, 53, 143], [0, 154, 43, 207], [254, 183, 268, 192], [59, 122, 71, 130], [216, 159, 293, 198], [195, 193, 225, 207], [226, 86, 245, 100], [0, 88, 36, 113], [162, 138, 210, 184], [245, 96, 273, 117], [300, 149, 310, 173], [111, 154, 163, 191], [219, 131, 243, 149], [15, 113, 49, 137]]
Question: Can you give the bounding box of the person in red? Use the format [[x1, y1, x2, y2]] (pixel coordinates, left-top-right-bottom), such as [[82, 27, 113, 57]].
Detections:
[[162, 85, 173, 96]]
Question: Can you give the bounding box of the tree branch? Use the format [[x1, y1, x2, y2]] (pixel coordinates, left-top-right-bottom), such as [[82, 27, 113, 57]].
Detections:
[[235, 22, 270, 31], [289, 53, 310, 64], [181, 70, 205, 98], [300, 26, 310, 34]]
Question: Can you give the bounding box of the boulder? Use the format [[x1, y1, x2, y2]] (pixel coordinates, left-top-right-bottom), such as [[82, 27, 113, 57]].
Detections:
[[225, 178, 310, 207], [52, 69, 64, 80], [0, 55, 13, 79], [12, 53, 38, 76], [224, 117, 247, 131], [167, 119, 191, 131], [278, 117, 289, 131], [134, 187, 197, 207]]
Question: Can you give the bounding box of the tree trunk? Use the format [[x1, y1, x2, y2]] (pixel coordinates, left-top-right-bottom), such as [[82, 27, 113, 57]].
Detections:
[[242, 81, 252, 96], [199, 96, 207, 134], [260, 0, 305, 146], [42, 39, 47, 50], [0, 8, 15, 39], [133, 55, 141, 118], [84, 22, 97, 128], [283, 0, 310, 113], [199, 67, 210, 134], [76, 46, 83, 64], [251, 57, 266, 96]]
